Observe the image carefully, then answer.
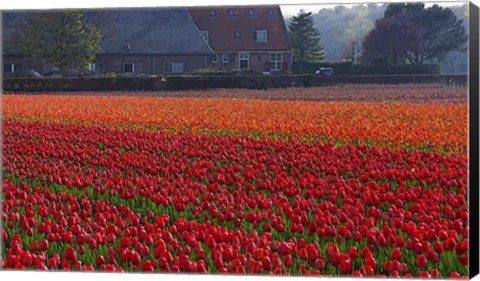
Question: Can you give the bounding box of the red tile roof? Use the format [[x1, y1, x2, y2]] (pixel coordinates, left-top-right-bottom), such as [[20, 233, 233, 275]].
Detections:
[[188, 6, 291, 52]]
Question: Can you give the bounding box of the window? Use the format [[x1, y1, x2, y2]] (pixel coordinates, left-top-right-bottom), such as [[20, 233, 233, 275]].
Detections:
[[209, 9, 217, 17], [135, 63, 144, 73], [268, 8, 274, 17], [4, 64, 15, 73], [239, 52, 249, 69], [200, 31, 209, 42], [210, 54, 218, 64], [123, 63, 135, 73], [90, 63, 105, 73], [163, 62, 184, 73], [270, 52, 283, 71], [234, 31, 241, 39], [3, 64, 21, 76], [164, 63, 173, 73], [248, 9, 255, 17], [227, 9, 235, 17], [223, 53, 232, 63], [256, 30, 268, 43]]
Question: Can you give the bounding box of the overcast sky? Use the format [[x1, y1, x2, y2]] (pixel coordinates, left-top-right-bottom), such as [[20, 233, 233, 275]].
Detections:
[[279, 1, 468, 17], [0, 0, 472, 12]]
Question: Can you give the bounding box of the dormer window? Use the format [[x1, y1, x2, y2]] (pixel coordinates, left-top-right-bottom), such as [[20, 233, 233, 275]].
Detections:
[[248, 9, 255, 17], [267, 8, 274, 17], [209, 9, 217, 17], [227, 9, 235, 17], [256, 30, 267, 43], [234, 31, 241, 39]]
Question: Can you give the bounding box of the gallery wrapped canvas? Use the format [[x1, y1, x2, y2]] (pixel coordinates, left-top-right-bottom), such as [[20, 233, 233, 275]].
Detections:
[[0, 0, 479, 280]]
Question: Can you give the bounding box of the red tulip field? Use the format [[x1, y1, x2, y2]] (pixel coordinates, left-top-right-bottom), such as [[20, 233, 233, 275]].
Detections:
[[0, 85, 469, 277]]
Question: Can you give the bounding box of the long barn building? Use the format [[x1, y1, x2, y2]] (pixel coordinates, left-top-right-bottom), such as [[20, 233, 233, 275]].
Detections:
[[2, 6, 292, 77]]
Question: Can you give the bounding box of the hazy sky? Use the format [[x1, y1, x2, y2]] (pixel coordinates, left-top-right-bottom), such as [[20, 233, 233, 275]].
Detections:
[[279, 1, 468, 17]]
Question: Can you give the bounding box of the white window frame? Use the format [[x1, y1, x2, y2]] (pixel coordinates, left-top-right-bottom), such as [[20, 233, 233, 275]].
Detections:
[[270, 52, 283, 71], [223, 53, 231, 64], [4, 64, 15, 73], [238, 52, 249, 70], [163, 62, 184, 74], [256, 30, 268, 43], [123, 62, 135, 73], [90, 63, 105, 73], [200, 31, 209, 43]]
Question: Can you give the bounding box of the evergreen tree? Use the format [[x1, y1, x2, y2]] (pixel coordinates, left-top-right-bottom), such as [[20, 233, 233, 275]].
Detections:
[[288, 10, 325, 73], [21, 10, 101, 74]]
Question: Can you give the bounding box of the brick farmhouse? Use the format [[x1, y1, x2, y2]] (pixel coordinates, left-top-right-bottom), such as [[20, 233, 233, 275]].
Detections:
[[188, 6, 292, 73]]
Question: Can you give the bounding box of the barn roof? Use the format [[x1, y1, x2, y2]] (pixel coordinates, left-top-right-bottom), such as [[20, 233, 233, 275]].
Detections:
[[2, 8, 214, 56]]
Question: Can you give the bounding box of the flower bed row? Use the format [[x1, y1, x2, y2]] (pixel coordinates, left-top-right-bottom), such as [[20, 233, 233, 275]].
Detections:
[[2, 94, 467, 154]]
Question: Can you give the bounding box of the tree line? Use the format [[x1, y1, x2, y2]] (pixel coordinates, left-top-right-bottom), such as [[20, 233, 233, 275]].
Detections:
[[287, 2, 468, 73]]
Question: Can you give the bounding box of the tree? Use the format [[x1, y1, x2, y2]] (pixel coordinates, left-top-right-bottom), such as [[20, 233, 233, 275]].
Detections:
[[306, 4, 386, 62], [340, 42, 354, 62], [341, 39, 363, 63], [21, 10, 101, 74], [361, 13, 415, 64], [288, 10, 325, 73], [362, 3, 467, 65]]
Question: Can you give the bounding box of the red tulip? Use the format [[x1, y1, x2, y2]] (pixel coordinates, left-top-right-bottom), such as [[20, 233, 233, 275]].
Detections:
[[96, 255, 105, 267], [283, 255, 293, 268], [339, 259, 352, 274], [37, 262, 48, 270], [415, 254, 427, 268], [352, 270, 363, 277], [63, 246, 76, 261], [458, 254, 468, 265], [443, 237, 456, 251], [347, 247, 358, 259], [2, 229, 8, 242], [391, 248, 401, 260], [330, 252, 341, 266], [434, 241, 443, 253], [130, 251, 141, 265], [395, 236, 404, 247], [419, 271, 430, 278], [450, 272, 461, 278], [278, 242, 292, 255], [262, 256, 272, 271]]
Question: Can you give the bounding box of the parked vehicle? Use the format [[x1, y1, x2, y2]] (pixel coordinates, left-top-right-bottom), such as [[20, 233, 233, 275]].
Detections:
[[315, 67, 334, 76]]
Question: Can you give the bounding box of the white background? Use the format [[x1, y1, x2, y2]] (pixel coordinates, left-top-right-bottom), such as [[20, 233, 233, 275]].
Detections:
[[0, 0, 479, 281]]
